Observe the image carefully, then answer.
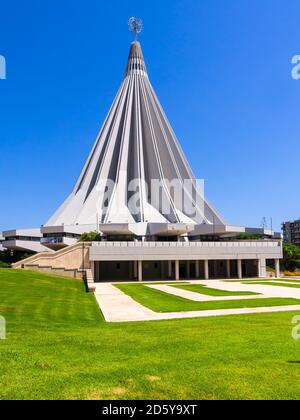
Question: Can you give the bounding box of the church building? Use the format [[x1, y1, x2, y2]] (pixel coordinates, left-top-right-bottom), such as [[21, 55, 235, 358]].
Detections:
[[10, 20, 282, 282]]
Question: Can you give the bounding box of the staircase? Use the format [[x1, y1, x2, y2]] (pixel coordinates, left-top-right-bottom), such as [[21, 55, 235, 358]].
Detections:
[[12, 242, 92, 279], [85, 269, 94, 284]]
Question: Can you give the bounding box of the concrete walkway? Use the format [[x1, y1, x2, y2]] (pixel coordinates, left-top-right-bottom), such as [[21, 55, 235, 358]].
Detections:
[[248, 280, 300, 286], [196, 280, 300, 299], [93, 281, 300, 323], [146, 284, 269, 302], [94, 284, 155, 322]]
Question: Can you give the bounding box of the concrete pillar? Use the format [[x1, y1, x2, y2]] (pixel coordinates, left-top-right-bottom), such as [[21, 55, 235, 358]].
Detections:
[[168, 261, 172, 279], [186, 261, 190, 279], [237, 260, 242, 280], [91, 261, 95, 282], [275, 259, 281, 279], [95, 261, 100, 282], [226, 260, 231, 279], [258, 258, 267, 278], [175, 260, 180, 281], [138, 261, 143, 282], [195, 261, 200, 278], [204, 260, 209, 280]]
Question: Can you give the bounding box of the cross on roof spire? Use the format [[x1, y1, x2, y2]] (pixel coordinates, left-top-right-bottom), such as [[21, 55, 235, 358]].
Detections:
[[128, 17, 143, 42]]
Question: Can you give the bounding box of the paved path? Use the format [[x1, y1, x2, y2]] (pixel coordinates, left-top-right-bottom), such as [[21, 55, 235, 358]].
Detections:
[[148, 305, 300, 322], [146, 284, 269, 302], [94, 284, 155, 322], [249, 280, 300, 286], [196, 280, 300, 299], [93, 282, 300, 323]]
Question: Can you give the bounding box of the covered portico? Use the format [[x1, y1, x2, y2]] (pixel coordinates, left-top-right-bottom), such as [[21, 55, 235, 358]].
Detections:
[[90, 240, 282, 283], [93, 259, 261, 282]]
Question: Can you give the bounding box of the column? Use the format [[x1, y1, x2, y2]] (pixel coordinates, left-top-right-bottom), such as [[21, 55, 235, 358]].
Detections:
[[93, 261, 97, 282], [168, 261, 172, 279], [91, 261, 95, 282], [195, 261, 200, 279], [138, 261, 143, 282], [186, 261, 190, 279], [96, 261, 101, 282], [258, 258, 267, 278], [175, 260, 180, 281], [237, 259, 242, 280], [275, 259, 281, 279], [204, 260, 209, 280], [226, 260, 231, 279]]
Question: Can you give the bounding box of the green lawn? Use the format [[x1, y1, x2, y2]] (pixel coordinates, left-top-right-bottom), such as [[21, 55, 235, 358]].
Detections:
[[171, 283, 259, 297], [227, 278, 300, 284], [2, 269, 300, 400], [277, 279, 300, 283], [116, 283, 300, 313]]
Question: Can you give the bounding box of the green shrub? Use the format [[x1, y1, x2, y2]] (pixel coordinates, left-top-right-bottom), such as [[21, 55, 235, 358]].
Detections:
[[80, 231, 102, 242], [0, 250, 34, 264], [0, 260, 10, 268], [283, 243, 300, 271], [236, 233, 260, 240]]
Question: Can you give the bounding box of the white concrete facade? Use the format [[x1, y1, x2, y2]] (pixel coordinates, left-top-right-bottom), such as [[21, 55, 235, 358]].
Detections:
[[2, 229, 49, 253], [40, 224, 96, 250], [45, 40, 224, 235], [90, 240, 282, 262]]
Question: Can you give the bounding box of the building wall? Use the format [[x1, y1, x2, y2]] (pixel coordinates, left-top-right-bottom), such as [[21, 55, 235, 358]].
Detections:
[[90, 241, 283, 262], [13, 241, 280, 281], [283, 219, 300, 247], [94, 261, 131, 282]]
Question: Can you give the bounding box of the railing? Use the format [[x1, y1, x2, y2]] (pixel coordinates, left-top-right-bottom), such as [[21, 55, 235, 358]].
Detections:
[[92, 240, 281, 249], [12, 242, 91, 268]]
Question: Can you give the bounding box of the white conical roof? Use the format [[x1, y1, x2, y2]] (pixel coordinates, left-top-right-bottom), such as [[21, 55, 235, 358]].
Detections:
[[46, 41, 225, 231]]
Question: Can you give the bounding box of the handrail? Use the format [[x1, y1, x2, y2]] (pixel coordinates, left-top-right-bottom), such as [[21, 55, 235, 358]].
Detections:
[[12, 242, 92, 268], [92, 240, 281, 248]]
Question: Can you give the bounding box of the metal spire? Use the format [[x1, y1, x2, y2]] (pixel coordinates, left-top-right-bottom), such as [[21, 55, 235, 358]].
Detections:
[[128, 17, 143, 42]]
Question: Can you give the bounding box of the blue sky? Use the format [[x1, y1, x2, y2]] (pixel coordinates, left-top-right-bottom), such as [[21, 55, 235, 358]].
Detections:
[[0, 0, 299, 232]]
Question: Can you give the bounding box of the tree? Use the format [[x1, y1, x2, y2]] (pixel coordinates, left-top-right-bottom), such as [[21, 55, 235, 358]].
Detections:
[[282, 243, 300, 271], [236, 233, 260, 240], [80, 231, 102, 242]]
